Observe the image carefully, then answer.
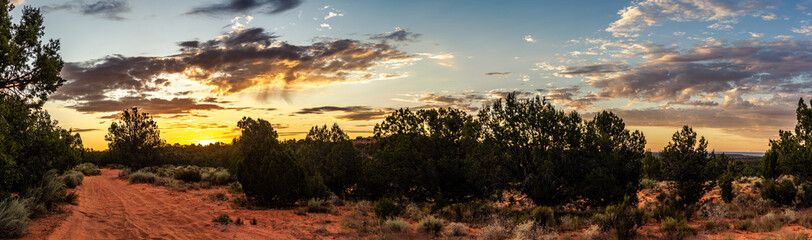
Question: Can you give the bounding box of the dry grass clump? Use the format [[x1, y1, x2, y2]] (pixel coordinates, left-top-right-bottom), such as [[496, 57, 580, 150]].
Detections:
[[402, 203, 426, 220], [208, 192, 228, 202], [659, 217, 697, 239], [416, 215, 444, 235], [446, 222, 468, 236], [476, 220, 511, 240], [735, 211, 784, 232], [128, 171, 157, 184], [61, 170, 84, 188], [306, 198, 333, 213], [0, 198, 31, 238], [72, 163, 101, 176], [382, 218, 410, 233]]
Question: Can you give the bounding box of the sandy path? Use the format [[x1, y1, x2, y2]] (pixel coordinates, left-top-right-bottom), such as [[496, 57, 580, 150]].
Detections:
[[44, 169, 346, 240]]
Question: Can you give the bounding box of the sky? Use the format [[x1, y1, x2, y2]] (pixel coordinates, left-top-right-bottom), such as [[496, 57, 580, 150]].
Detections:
[[10, 0, 812, 152]]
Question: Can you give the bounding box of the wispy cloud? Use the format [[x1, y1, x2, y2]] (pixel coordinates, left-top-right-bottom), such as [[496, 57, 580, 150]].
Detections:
[[42, 0, 131, 20], [188, 0, 302, 15]]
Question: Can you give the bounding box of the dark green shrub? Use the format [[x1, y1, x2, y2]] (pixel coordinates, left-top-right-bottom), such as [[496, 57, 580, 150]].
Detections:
[[0, 198, 32, 238], [174, 168, 202, 182], [251, 217, 257, 225], [233, 117, 327, 206], [416, 216, 445, 235], [374, 198, 401, 219], [208, 192, 228, 202], [659, 217, 697, 240], [61, 170, 84, 188], [762, 178, 796, 206], [660, 126, 715, 219], [719, 172, 734, 203], [594, 197, 646, 240], [796, 182, 812, 207], [213, 214, 232, 225], [234, 217, 244, 225]]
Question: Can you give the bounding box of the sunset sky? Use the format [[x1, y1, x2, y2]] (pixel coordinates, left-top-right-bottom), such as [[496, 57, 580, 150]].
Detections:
[[12, 0, 812, 152]]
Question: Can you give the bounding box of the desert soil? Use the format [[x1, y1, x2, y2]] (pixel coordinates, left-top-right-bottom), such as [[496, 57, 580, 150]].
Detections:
[[23, 169, 347, 240]]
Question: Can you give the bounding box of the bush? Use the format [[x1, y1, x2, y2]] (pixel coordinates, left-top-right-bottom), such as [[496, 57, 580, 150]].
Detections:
[[513, 220, 542, 240], [61, 170, 84, 188], [749, 212, 784, 232], [0, 198, 32, 238], [719, 171, 735, 203], [25, 170, 67, 214], [659, 217, 697, 240], [795, 182, 812, 207], [306, 198, 333, 213], [530, 206, 555, 228], [234, 218, 244, 225], [416, 216, 444, 235], [73, 163, 101, 176], [374, 198, 401, 219], [118, 168, 132, 179], [213, 214, 232, 225], [227, 182, 242, 193], [594, 197, 646, 240], [382, 218, 410, 232], [250, 217, 257, 225], [209, 170, 232, 185], [233, 117, 328, 206], [174, 168, 202, 182], [762, 178, 797, 206], [128, 171, 157, 184], [446, 222, 467, 236]]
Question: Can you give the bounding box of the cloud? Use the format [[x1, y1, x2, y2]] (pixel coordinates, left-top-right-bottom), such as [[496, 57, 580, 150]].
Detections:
[[69, 128, 100, 133], [42, 0, 131, 20], [792, 26, 812, 35], [554, 63, 628, 79], [324, 11, 343, 20], [749, 32, 763, 38], [483, 72, 511, 76], [369, 27, 421, 42], [69, 96, 226, 115], [54, 27, 415, 105], [606, 0, 773, 37], [188, 0, 302, 15], [587, 40, 812, 102], [294, 106, 391, 121], [524, 35, 536, 43]]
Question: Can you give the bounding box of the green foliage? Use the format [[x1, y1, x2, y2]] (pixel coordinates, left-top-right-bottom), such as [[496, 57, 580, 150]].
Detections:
[[212, 214, 232, 225], [659, 126, 715, 217], [106, 107, 164, 169], [173, 167, 202, 182], [594, 196, 646, 240], [478, 96, 645, 207], [795, 182, 812, 208], [642, 151, 661, 180], [297, 123, 362, 197], [61, 170, 84, 188], [208, 192, 228, 202], [374, 198, 401, 220], [761, 178, 797, 206], [719, 164, 735, 203], [250, 217, 257, 225], [234, 217, 243, 225], [0, 198, 31, 238], [232, 117, 326, 206], [765, 98, 812, 181], [0, 0, 65, 105], [416, 215, 445, 235], [659, 217, 697, 240]]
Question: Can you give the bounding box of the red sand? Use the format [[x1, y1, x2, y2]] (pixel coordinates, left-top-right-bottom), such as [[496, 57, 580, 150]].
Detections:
[[25, 169, 348, 240]]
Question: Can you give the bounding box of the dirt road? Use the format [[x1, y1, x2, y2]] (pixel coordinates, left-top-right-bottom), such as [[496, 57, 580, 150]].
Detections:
[[42, 169, 345, 240]]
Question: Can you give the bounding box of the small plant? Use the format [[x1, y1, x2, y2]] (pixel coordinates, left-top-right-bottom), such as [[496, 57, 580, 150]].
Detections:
[[403, 203, 425, 220], [234, 217, 244, 225], [250, 217, 257, 225], [0, 198, 32, 238], [416, 216, 445, 235], [748, 212, 783, 232], [128, 171, 157, 184], [446, 222, 467, 236], [208, 192, 228, 202], [174, 168, 202, 182], [641, 178, 656, 189], [61, 170, 84, 188], [306, 198, 333, 213], [383, 218, 410, 232], [580, 225, 602, 240], [227, 181, 243, 193], [26, 170, 67, 214], [64, 191, 79, 205], [213, 214, 232, 225], [659, 217, 697, 240], [374, 198, 401, 219], [558, 215, 584, 231]]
